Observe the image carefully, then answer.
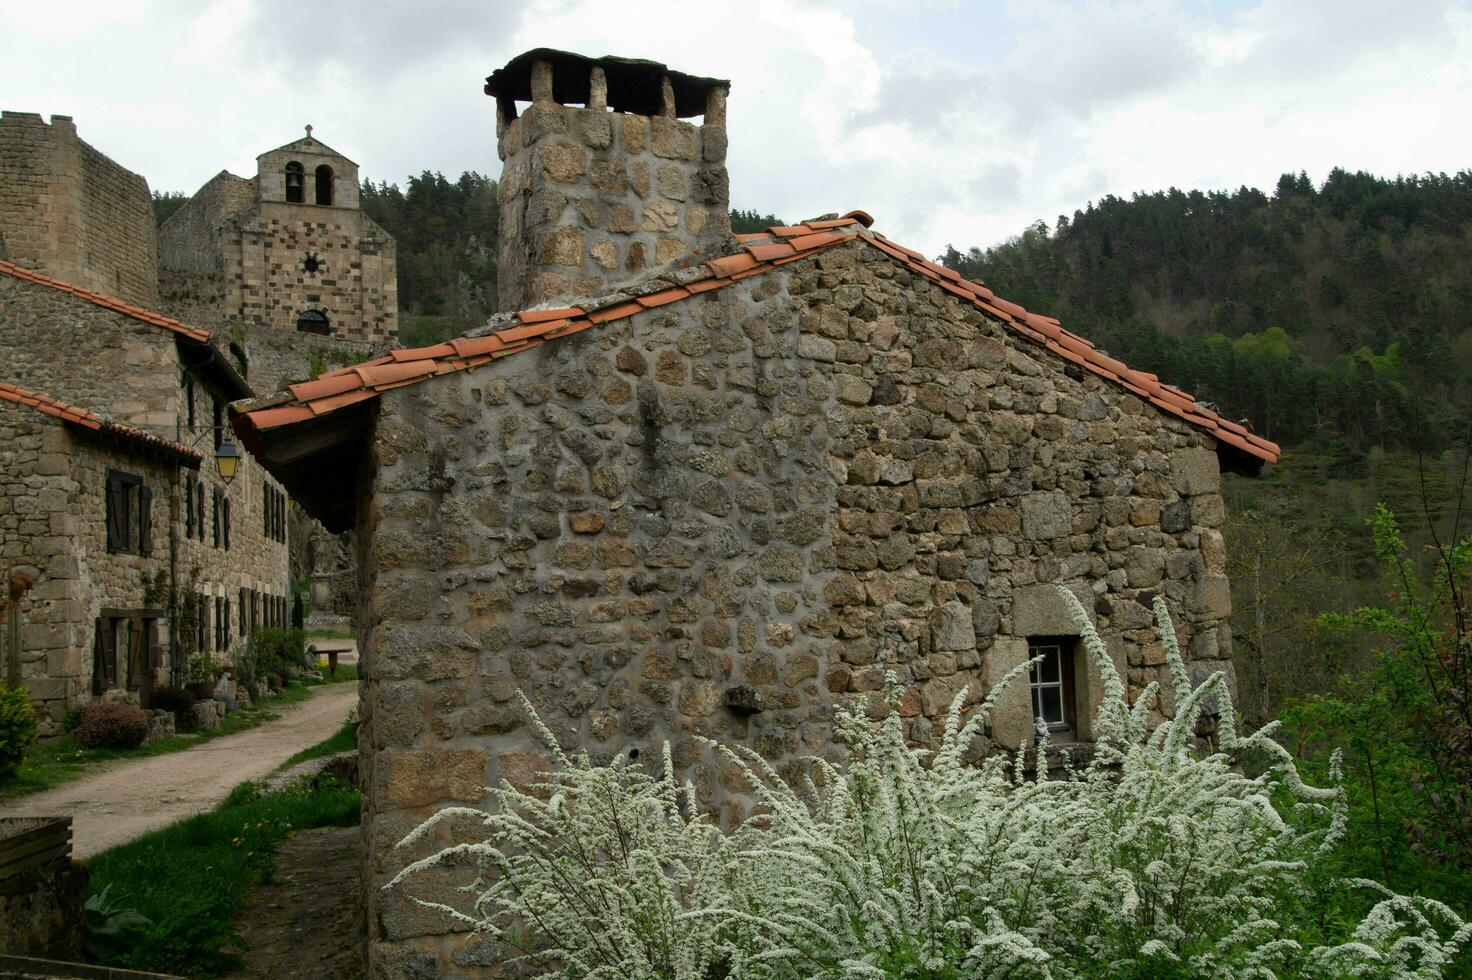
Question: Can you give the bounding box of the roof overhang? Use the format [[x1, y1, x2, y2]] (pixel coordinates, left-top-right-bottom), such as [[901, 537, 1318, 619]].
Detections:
[[231, 399, 369, 533]]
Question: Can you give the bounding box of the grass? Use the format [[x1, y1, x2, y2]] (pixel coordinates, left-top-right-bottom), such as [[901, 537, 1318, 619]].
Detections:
[[86, 767, 360, 975], [0, 669, 355, 804], [283, 717, 357, 768], [305, 627, 354, 641]]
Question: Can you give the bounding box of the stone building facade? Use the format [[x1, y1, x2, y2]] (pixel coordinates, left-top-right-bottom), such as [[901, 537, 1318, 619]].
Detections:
[[1, 261, 290, 731], [158, 129, 398, 364], [0, 112, 159, 308]]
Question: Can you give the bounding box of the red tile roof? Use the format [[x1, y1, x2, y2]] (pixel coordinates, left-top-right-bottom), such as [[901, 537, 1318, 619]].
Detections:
[[0, 382, 201, 463], [0, 259, 211, 343], [236, 211, 1278, 464]]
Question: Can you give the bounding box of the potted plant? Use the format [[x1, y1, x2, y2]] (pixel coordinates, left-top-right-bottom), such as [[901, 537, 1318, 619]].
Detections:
[[185, 654, 219, 701]]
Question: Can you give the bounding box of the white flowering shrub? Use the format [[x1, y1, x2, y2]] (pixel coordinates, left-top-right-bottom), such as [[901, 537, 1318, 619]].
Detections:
[[389, 589, 1472, 978]]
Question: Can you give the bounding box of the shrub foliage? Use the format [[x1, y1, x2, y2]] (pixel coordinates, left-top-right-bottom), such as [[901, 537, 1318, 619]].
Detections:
[[73, 701, 150, 750], [391, 590, 1472, 978], [0, 685, 37, 781]]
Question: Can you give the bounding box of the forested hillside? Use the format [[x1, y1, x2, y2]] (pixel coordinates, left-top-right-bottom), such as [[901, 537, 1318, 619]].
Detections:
[[942, 170, 1472, 452]]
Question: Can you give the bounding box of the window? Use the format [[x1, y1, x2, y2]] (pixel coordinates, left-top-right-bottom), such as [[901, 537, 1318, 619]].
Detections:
[[285, 161, 304, 203], [263, 485, 287, 543], [296, 309, 329, 335], [223, 497, 231, 550], [105, 470, 152, 555], [314, 164, 333, 205], [92, 610, 160, 694], [213, 399, 223, 451], [215, 596, 226, 652], [184, 371, 195, 429], [239, 588, 247, 637], [212, 489, 221, 548], [1028, 638, 1078, 738]]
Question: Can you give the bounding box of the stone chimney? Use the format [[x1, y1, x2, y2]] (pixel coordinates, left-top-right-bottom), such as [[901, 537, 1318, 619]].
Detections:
[[486, 50, 732, 311]]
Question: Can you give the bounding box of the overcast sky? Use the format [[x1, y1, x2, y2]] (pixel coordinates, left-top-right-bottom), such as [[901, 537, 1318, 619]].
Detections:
[[6, 0, 1472, 255]]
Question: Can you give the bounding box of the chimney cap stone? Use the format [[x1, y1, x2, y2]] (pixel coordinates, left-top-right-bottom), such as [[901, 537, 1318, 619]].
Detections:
[[485, 48, 729, 118]]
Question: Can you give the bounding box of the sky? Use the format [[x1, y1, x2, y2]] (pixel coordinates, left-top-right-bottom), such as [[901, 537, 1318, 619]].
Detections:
[[5, 0, 1472, 256]]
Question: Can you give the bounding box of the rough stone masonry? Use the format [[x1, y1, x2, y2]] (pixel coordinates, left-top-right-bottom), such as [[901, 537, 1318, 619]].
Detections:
[[234, 50, 1265, 978]]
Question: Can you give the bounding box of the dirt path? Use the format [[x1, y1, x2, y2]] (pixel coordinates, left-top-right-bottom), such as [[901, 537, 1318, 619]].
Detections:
[[224, 825, 364, 979], [1, 682, 358, 858]]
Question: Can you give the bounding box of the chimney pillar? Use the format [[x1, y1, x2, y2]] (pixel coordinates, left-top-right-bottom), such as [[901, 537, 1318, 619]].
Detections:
[[488, 51, 733, 311]]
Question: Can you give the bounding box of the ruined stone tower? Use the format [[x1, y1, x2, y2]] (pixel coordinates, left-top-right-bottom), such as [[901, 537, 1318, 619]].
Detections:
[[0, 112, 158, 307], [486, 49, 733, 310]]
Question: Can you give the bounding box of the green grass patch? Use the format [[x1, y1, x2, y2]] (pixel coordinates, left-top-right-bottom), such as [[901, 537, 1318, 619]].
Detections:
[[283, 718, 357, 768], [305, 627, 354, 640], [0, 680, 322, 804], [86, 777, 360, 976]]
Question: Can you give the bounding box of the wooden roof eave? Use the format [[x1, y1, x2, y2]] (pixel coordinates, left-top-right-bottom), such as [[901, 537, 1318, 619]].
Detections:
[[231, 401, 371, 533]]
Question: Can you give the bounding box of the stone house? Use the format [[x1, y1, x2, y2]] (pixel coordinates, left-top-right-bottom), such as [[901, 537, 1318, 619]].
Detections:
[[0, 260, 291, 732], [233, 50, 1280, 976], [158, 127, 399, 393]]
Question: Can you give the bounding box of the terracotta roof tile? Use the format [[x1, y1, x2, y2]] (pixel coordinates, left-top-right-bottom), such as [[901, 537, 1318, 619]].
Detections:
[[636, 287, 692, 308], [745, 242, 799, 262], [236, 211, 1279, 465], [288, 373, 366, 403], [0, 259, 211, 343], [706, 253, 760, 277], [0, 382, 200, 461], [585, 302, 643, 324], [517, 307, 585, 324]]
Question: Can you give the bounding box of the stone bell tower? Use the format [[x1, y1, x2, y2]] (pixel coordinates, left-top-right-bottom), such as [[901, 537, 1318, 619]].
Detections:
[[486, 49, 733, 311]]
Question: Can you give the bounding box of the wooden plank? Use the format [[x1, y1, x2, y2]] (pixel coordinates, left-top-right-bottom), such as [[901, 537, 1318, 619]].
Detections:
[[0, 835, 70, 871]]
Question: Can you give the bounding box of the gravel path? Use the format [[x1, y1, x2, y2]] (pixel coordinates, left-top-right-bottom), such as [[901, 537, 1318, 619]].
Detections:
[[1, 682, 358, 858]]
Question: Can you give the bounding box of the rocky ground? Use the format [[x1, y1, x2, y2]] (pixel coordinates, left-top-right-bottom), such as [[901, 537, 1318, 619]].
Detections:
[[224, 824, 364, 979]]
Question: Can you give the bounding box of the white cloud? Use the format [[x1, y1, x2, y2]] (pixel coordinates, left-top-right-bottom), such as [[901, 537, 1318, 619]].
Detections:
[[2, 0, 1471, 259]]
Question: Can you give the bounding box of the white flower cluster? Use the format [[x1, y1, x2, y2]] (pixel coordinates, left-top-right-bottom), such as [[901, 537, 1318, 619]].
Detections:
[[389, 589, 1471, 978]]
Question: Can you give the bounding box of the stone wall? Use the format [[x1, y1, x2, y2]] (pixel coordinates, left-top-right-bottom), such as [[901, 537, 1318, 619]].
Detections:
[[0, 112, 158, 307], [0, 400, 176, 731], [0, 275, 178, 432], [355, 240, 1234, 975], [234, 202, 397, 345], [496, 62, 732, 311], [158, 170, 256, 276]]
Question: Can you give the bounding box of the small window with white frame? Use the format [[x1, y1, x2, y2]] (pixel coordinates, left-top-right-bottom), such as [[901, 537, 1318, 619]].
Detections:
[[1029, 637, 1078, 740]]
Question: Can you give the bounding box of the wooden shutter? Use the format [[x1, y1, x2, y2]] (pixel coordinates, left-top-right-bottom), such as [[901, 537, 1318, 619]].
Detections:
[[102, 618, 118, 689], [223, 498, 231, 551], [196, 484, 205, 540], [239, 588, 247, 636], [105, 473, 122, 552], [138, 485, 152, 556], [92, 618, 106, 694], [184, 477, 194, 538]]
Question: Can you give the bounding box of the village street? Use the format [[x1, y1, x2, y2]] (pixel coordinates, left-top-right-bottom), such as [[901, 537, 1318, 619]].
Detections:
[[1, 683, 358, 859]]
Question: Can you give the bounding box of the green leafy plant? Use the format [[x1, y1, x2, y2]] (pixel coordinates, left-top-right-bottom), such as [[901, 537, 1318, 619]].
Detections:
[[185, 654, 219, 685], [0, 684, 38, 781], [85, 884, 153, 961]]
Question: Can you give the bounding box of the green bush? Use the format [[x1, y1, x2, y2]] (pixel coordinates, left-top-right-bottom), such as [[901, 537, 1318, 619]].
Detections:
[[250, 628, 306, 677], [73, 702, 149, 750], [0, 685, 37, 781], [148, 686, 194, 727]]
